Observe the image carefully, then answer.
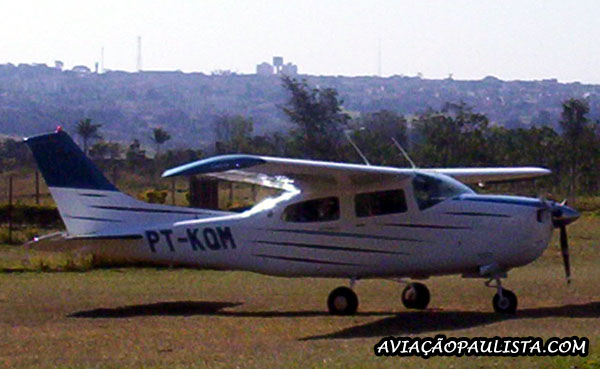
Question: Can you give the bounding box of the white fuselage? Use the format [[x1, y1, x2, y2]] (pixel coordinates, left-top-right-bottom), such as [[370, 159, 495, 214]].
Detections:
[[79, 174, 555, 280]]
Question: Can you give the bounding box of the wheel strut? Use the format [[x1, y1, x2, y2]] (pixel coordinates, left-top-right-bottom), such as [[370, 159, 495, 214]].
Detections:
[[486, 277, 518, 314], [485, 277, 504, 298]]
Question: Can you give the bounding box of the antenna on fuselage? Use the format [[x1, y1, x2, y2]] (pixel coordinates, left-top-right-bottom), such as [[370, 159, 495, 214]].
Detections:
[[344, 129, 371, 166], [391, 137, 417, 169]]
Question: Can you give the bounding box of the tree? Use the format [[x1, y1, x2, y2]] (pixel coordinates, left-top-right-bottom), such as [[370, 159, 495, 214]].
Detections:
[[89, 141, 109, 159], [412, 102, 490, 167], [214, 115, 254, 153], [558, 98, 598, 196], [90, 141, 123, 160], [126, 139, 147, 169], [485, 125, 562, 194], [352, 110, 409, 166], [281, 75, 350, 160], [163, 148, 203, 169], [487, 125, 561, 167], [150, 127, 171, 158], [75, 118, 102, 155], [0, 138, 33, 170]]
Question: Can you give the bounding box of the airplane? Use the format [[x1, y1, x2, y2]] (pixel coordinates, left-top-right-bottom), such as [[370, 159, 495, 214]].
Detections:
[[24, 128, 580, 315]]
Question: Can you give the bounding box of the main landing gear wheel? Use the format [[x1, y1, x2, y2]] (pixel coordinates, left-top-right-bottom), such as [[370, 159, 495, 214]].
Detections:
[[327, 286, 359, 315], [492, 289, 518, 314], [401, 282, 430, 310]]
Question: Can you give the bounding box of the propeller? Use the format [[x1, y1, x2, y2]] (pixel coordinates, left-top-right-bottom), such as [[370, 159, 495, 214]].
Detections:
[[559, 224, 571, 284], [547, 199, 579, 284]]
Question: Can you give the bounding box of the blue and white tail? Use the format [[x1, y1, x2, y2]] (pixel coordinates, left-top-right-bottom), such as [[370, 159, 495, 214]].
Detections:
[[25, 130, 226, 236]]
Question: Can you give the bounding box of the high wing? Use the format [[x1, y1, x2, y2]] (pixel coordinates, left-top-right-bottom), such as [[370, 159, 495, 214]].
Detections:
[[162, 154, 551, 189], [163, 155, 413, 191]]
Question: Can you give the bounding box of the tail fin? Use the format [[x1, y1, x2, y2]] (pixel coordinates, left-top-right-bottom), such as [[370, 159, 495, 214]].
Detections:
[[25, 130, 117, 192], [25, 130, 225, 236]]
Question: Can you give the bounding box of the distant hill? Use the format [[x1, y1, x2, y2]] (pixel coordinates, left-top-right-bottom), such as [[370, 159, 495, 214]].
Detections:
[[1, 63, 599, 149]]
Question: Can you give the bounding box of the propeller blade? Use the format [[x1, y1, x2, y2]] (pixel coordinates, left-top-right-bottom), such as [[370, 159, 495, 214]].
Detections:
[[559, 225, 571, 284]]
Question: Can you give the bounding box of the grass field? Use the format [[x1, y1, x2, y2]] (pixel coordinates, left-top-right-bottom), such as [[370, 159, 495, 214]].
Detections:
[[0, 215, 599, 369]]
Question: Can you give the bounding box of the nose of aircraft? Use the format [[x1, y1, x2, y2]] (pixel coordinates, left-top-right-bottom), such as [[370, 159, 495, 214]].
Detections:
[[551, 203, 581, 227]]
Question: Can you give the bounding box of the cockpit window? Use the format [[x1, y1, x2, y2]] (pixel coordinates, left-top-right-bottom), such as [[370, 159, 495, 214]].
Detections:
[[355, 189, 407, 217], [282, 197, 340, 223], [412, 173, 473, 210]]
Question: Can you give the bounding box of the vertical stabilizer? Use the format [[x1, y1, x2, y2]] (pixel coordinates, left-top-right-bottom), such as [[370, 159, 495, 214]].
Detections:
[[25, 130, 226, 236]]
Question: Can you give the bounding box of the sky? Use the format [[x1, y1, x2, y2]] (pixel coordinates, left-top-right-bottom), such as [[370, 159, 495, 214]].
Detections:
[[2, 0, 600, 83]]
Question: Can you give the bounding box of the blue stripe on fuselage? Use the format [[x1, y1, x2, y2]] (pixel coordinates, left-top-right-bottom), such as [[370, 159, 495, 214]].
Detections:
[[454, 194, 543, 208]]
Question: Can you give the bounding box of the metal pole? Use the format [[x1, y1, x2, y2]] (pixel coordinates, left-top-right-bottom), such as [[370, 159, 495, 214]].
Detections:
[[171, 178, 176, 205], [8, 176, 13, 244], [35, 170, 40, 205]]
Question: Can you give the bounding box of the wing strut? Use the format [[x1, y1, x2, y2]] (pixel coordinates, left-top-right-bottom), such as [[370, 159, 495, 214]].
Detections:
[[391, 137, 417, 169], [343, 130, 370, 166]]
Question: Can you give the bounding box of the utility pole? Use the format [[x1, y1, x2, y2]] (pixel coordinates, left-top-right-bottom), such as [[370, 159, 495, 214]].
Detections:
[[136, 36, 142, 72], [377, 37, 382, 77]]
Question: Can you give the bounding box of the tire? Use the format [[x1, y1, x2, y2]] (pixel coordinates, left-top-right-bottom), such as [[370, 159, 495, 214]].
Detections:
[[493, 289, 518, 314], [327, 286, 359, 315], [401, 282, 430, 310]]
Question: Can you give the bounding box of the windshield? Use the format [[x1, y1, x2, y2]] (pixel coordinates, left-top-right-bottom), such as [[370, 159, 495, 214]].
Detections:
[[412, 173, 473, 210]]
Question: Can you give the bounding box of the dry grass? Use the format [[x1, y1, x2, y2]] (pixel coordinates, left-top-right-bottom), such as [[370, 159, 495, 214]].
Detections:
[[0, 215, 599, 369]]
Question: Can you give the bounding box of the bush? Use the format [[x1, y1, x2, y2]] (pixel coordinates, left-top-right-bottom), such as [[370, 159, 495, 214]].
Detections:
[[0, 204, 61, 228], [573, 197, 600, 212], [140, 189, 168, 204]]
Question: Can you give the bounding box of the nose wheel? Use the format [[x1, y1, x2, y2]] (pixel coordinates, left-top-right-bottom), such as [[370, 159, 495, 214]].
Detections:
[[486, 277, 518, 314], [327, 286, 359, 315], [492, 289, 517, 314], [401, 282, 430, 310]]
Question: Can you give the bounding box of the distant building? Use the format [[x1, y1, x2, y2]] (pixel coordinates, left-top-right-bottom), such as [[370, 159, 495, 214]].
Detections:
[[54, 61, 64, 71], [256, 57, 298, 76], [72, 65, 91, 74], [273, 56, 283, 74], [256, 62, 274, 76], [281, 62, 298, 76]]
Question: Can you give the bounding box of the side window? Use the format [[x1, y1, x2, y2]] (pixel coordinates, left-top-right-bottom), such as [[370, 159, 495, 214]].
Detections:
[[355, 189, 407, 217], [282, 197, 340, 223]]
